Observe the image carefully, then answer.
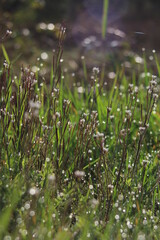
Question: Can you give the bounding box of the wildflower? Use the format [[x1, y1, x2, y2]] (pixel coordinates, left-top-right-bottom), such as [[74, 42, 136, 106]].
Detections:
[[97, 132, 104, 137], [74, 170, 85, 178], [3, 61, 9, 68], [53, 88, 59, 93], [129, 84, 134, 89], [55, 112, 60, 118], [6, 29, 12, 36], [108, 184, 114, 190], [110, 115, 114, 120], [127, 221, 133, 229], [134, 86, 139, 93], [29, 100, 41, 109], [77, 86, 85, 93], [102, 147, 108, 153], [32, 66, 40, 72], [115, 215, 120, 220], [125, 109, 132, 118], [89, 185, 93, 190], [153, 93, 158, 100], [142, 160, 149, 167], [79, 118, 85, 127], [139, 126, 146, 134], [135, 55, 143, 64], [63, 99, 70, 105], [120, 129, 127, 137], [92, 67, 100, 75], [150, 79, 157, 87], [107, 107, 112, 112], [128, 164, 132, 170], [118, 194, 124, 201], [143, 219, 147, 225], [46, 157, 50, 163], [94, 220, 99, 226]]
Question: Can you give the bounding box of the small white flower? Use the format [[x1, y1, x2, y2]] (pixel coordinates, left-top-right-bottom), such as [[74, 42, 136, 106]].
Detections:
[[108, 184, 114, 190], [46, 157, 50, 163], [118, 194, 124, 201], [74, 170, 85, 178], [115, 215, 119, 220], [89, 185, 93, 190], [139, 126, 146, 134], [92, 67, 100, 75], [94, 220, 99, 226], [29, 100, 41, 109]]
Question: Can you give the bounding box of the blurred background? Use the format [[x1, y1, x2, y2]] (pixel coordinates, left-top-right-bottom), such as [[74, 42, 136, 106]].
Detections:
[[1, 0, 160, 76]]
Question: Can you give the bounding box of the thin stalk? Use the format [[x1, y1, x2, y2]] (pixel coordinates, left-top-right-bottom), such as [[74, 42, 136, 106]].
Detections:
[[102, 0, 109, 40]]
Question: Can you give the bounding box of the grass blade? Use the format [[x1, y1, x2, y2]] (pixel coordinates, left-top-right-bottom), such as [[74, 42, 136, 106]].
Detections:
[[2, 44, 10, 64], [102, 0, 109, 39]]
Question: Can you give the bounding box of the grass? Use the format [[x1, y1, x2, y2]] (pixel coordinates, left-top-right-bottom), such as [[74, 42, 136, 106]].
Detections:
[[102, 0, 109, 40], [0, 27, 160, 240]]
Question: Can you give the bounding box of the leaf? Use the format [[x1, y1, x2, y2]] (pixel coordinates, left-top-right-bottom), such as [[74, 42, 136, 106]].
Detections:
[[1, 44, 10, 64]]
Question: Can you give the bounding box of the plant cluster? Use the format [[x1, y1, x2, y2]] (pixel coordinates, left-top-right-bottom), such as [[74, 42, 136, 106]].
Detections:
[[0, 28, 160, 239]]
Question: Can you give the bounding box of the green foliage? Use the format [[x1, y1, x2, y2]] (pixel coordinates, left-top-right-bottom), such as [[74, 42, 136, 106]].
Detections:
[[0, 29, 160, 240], [1, 44, 10, 65]]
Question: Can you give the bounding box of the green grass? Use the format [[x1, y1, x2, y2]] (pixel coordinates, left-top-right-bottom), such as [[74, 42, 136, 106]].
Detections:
[[0, 30, 160, 240], [102, 0, 109, 39]]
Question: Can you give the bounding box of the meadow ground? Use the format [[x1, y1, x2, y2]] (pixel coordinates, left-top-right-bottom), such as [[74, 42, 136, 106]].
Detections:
[[0, 27, 160, 240]]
